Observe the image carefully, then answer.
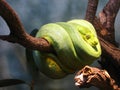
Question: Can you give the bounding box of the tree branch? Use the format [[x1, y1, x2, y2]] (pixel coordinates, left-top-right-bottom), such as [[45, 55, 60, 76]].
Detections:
[[96, 0, 120, 85], [99, 0, 120, 44], [0, 0, 53, 52], [74, 66, 120, 90], [98, 37, 120, 86], [85, 0, 99, 23], [99, 37, 120, 64], [93, 18, 120, 86], [93, 18, 120, 65]]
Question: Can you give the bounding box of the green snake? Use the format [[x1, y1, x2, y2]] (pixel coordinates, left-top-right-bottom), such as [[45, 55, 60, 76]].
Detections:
[[26, 19, 101, 79]]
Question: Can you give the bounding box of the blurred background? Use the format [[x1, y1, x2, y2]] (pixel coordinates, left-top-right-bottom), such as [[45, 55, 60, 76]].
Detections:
[[0, 0, 119, 90]]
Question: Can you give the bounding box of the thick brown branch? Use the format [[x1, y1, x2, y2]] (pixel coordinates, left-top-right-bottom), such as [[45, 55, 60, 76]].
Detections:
[[94, 18, 120, 63], [98, 37, 120, 85], [99, 37, 120, 64], [85, 0, 99, 23], [99, 0, 120, 44], [74, 66, 120, 90], [94, 17, 120, 86], [0, 0, 52, 52]]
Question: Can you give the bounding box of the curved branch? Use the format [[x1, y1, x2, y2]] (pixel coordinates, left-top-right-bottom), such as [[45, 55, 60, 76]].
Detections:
[[0, 0, 53, 52]]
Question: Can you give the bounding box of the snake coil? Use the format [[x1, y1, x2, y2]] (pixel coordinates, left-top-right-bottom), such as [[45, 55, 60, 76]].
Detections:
[[26, 19, 101, 79]]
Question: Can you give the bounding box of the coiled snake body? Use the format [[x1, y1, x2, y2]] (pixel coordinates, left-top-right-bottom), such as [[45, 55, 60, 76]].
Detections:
[[26, 19, 101, 79]]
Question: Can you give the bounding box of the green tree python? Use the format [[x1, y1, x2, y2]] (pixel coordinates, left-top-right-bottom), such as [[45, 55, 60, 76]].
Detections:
[[26, 19, 101, 79]]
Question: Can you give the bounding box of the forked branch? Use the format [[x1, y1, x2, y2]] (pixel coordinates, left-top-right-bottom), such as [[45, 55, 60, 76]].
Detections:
[[75, 0, 120, 89]]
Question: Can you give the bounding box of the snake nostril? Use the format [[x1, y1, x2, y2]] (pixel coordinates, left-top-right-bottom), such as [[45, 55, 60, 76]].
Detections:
[[93, 41, 98, 45]]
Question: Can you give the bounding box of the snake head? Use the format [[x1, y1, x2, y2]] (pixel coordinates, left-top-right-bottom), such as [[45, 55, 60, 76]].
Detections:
[[83, 34, 98, 47], [78, 26, 98, 47]]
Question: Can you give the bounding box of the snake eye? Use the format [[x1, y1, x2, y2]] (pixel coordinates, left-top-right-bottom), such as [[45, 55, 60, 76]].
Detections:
[[86, 35, 91, 40], [83, 34, 98, 47]]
